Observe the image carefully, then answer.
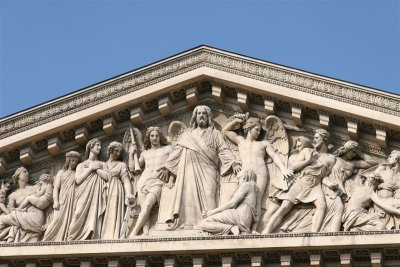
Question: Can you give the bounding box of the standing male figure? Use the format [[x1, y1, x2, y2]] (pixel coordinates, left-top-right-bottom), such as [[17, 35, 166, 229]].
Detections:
[[373, 150, 400, 229], [159, 105, 241, 229], [262, 129, 336, 233]]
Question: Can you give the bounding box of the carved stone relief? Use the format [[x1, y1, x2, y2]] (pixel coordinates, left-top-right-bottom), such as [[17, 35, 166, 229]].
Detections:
[[0, 104, 400, 244]]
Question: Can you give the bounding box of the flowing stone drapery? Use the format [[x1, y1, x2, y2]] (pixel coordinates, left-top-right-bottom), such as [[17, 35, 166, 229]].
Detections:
[[163, 129, 236, 229], [101, 161, 131, 239], [67, 161, 108, 240], [43, 170, 76, 241]]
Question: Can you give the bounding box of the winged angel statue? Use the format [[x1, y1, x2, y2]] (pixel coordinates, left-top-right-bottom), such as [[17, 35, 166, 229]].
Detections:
[[122, 122, 186, 237], [222, 113, 293, 232]]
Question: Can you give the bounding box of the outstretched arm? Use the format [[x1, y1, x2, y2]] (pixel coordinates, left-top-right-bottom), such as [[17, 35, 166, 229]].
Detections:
[[353, 152, 379, 169], [372, 193, 400, 216], [223, 118, 244, 145], [266, 142, 293, 178], [288, 148, 313, 172]]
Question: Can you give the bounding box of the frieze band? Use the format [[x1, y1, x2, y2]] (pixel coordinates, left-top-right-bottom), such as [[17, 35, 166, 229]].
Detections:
[[1, 105, 399, 244]]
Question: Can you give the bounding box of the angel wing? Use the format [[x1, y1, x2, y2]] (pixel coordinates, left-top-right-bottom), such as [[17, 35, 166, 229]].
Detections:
[[264, 115, 290, 191], [167, 121, 187, 146]]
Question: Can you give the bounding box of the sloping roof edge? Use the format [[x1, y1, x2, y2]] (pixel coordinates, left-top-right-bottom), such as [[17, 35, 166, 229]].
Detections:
[[1, 45, 399, 139]]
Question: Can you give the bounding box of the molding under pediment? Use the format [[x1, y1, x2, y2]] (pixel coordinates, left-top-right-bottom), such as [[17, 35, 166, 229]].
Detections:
[[1, 46, 399, 137]]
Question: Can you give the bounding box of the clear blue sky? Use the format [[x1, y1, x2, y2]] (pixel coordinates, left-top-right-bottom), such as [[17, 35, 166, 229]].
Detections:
[[1, 0, 399, 118]]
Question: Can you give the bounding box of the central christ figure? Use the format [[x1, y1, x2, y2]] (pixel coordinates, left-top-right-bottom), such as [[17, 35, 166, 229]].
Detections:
[[158, 105, 241, 230]]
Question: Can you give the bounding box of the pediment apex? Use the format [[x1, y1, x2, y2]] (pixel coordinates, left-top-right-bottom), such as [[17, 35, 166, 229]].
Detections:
[[0, 46, 399, 153]]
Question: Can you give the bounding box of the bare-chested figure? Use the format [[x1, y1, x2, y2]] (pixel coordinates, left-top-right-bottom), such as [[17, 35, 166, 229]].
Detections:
[[129, 127, 173, 237], [262, 129, 336, 233], [18, 174, 53, 211], [7, 167, 36, 211], [342, 173, 400, 231], [223, 116, 293, 232], [375, 150, 400, 202], [373, 150, 400, 229]]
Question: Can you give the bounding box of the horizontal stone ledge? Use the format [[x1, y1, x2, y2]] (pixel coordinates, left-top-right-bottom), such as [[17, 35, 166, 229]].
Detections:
[[1, 231, 400, 259]]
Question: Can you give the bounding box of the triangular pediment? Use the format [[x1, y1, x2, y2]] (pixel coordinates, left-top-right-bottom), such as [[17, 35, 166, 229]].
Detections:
[[0, 45, 399, 174], [2, 45, 400, 265]]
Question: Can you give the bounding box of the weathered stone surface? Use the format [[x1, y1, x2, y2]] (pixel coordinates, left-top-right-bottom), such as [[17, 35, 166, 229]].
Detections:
[[1, 46, 400, 265]]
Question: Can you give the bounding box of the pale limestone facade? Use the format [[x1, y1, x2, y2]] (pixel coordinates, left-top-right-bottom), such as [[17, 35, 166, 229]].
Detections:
[[0, 46, 400, 266]]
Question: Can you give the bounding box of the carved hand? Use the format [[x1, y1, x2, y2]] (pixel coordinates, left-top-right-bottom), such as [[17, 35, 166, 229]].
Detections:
[[166, 180, 175, 189], [282, 168, 294, 179], [90, 161, 102, 171], [53, 202, 60, 210], [125, 194, 135, 205], [232, 162, 242, 175], [234, 117, 244, 124], [233, 113, 247, 120], [157, 167, 170, 182], [202, 210, 209, 218], [129, 144, 137, 155]]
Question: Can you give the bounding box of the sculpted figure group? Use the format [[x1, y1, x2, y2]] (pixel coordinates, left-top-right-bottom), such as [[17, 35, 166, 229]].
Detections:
[[1, 104, 400, 242]]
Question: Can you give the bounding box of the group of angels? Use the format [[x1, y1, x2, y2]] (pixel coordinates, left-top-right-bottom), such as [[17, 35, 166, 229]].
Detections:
[[1, 105, 400, 243]]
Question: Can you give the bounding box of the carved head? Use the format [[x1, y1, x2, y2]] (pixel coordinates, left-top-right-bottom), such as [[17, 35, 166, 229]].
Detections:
[[85, 138, 101, 159], [292, 136, 313, 152], [37, 173, 53, 185], [190, 105, 215, 129], [237, 168, 257, 183], [63, 151, 81, 170], [387, 150, 400, 167], [243, 117, 262, 139], [313, 128, 330, 149], [107, 142, 124, 160], [11, 167, 29, 189], [144, 127, 168, 150], [333, 140, 359, 160]]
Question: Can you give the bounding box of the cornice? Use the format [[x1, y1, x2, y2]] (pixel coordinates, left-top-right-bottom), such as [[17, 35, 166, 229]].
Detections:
[[1, 231, 400, 260], [1, 47, 399, 140], [0, 229, 399, 247]]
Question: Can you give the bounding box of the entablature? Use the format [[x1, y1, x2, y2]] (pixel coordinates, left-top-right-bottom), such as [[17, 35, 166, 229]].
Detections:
[[1, 232, 400, 266]]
